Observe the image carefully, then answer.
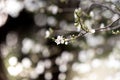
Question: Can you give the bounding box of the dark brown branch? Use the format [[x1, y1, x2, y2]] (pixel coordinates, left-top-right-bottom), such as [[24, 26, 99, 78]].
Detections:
[[88, 3, 120, 16], [95, 17, 120, 31]]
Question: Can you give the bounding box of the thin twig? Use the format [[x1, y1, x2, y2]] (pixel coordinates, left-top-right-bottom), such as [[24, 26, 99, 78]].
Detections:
[[88, 3, 120, 16], [95, 17, 120, 31]]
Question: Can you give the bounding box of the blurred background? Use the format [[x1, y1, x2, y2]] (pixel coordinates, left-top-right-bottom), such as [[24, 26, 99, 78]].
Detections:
[[0, 0, 120, 80]]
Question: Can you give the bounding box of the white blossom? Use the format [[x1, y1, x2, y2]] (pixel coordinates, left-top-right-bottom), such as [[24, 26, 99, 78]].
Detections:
[[90, 11, 94, 18], [45, 30, 50, 38], [89, 29, 95, 33], [55, 36, 65, 45], [65, 41, 68, 45]]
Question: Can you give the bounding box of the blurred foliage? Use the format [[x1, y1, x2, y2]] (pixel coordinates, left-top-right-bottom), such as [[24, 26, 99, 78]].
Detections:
[[0, 0, 120, 80]]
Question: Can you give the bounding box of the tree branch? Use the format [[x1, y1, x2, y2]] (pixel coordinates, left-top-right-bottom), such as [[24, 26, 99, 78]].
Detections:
[[95, 17, 120, 31], [88, 2, 120, 16], [66, 17, 120, 41]]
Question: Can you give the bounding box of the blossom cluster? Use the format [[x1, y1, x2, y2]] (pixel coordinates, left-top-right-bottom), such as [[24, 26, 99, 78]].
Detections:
[[55, 36, 68, 45]]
